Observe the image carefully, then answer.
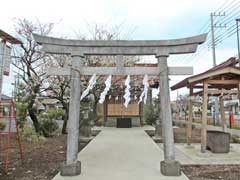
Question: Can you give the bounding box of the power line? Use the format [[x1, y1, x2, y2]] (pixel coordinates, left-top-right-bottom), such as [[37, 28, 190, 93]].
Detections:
[[217, 26, 238, 44], [173, 0, 239, 65], [214, 0, 232, 13], [208, 23, 235, 46], [207, 19, 238, 47], [182, 0, 240, 64], [215, 0, 239, 22], [215, 26, 237, 45], [207, 0, 240, 47], [198, 20, 210, 34], [214, 3, 240, 35], [214, 10, 240, 38], [216, 0, 238, 14], [181, 44, 209, 64], [206, 17, 237, 45], [209, 20, 239, 47]]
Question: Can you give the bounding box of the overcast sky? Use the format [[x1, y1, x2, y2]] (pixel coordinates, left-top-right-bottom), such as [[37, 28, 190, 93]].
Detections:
[[0, 0, 239, 99]]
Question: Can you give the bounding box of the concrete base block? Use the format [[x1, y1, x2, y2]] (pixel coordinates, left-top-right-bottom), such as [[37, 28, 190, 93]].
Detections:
[[160, 160, 181, 176], [197, 151, 211, 157], [152, 136, 162, 143], [79, 136, 93, 143], [184, 144, 195, 149], [60, 161, 81, 176]]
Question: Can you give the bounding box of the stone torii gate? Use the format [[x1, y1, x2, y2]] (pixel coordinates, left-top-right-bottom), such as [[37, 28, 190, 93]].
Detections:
[[33, 33, 207, 176]]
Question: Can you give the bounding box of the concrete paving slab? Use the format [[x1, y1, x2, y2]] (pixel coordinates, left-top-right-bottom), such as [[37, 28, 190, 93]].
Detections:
[[53, 127, 188, 180], [165, 143, 240, 165]]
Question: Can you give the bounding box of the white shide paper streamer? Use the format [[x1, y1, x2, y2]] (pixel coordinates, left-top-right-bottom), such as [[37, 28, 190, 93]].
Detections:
[[80, 73, 97, 101], [138, 74, 149, 104], [123, 75, 131, 108], [98, 75, 112, 104]]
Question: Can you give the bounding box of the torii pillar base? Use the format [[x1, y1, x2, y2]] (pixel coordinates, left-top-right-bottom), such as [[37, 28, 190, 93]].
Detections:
[[160, 160, 181, 176], [60, 161, 81, 176]]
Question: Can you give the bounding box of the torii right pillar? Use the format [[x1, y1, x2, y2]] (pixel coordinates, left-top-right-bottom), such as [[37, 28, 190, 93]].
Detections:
[[157, 55, 181, 176]]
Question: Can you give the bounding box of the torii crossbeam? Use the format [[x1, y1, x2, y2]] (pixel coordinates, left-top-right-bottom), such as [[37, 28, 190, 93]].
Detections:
[[33, 33, 207, 177]]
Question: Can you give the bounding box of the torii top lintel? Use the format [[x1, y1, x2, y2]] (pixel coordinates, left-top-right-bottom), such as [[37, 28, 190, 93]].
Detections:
[[33, 33, 207, 56]]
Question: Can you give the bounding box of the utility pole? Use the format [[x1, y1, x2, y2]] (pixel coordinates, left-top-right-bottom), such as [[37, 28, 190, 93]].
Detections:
[[12, 74, 20, 101], [236, 18, 240, 66], [236, 19, 240, 116], [210, 12, 226, 66], [176, 90, 179, 120], [211, 13, 216, 67], [0, 40, 6, 101], [210, 12, 226, 125], [12, 76, 16, 100]]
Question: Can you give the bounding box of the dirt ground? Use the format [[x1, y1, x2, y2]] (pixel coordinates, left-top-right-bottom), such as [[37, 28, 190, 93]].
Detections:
[[173, 127, 201, 143], [1, 128, 240, 180], [176, 128, 240, 179], [0, 134, 88, 180], [182, 165, 240, 180], [148, 127, 240, 179], [146, 126, 202, 143]]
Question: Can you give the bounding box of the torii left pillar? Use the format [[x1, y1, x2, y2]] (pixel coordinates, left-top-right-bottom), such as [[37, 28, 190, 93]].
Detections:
[[158, 55, 181, 176], [61, 54, 83, 176]]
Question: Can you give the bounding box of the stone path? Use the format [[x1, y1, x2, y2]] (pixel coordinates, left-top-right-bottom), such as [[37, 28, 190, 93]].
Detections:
[[175, 143, 240, 165], [53, 127, 188, 180], [158, 144, 194, 164]]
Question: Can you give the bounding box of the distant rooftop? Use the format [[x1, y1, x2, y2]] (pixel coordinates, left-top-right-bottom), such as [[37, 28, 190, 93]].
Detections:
[[0, 29, 22, 44], [1, 94, 12, 100]]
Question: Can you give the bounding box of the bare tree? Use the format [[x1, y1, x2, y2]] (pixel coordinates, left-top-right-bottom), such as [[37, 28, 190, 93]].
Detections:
[[77, 23, 137, 119], [178, 94, 188, 120], [44, 55, 71, 134], [12, 18, 54, 134]]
